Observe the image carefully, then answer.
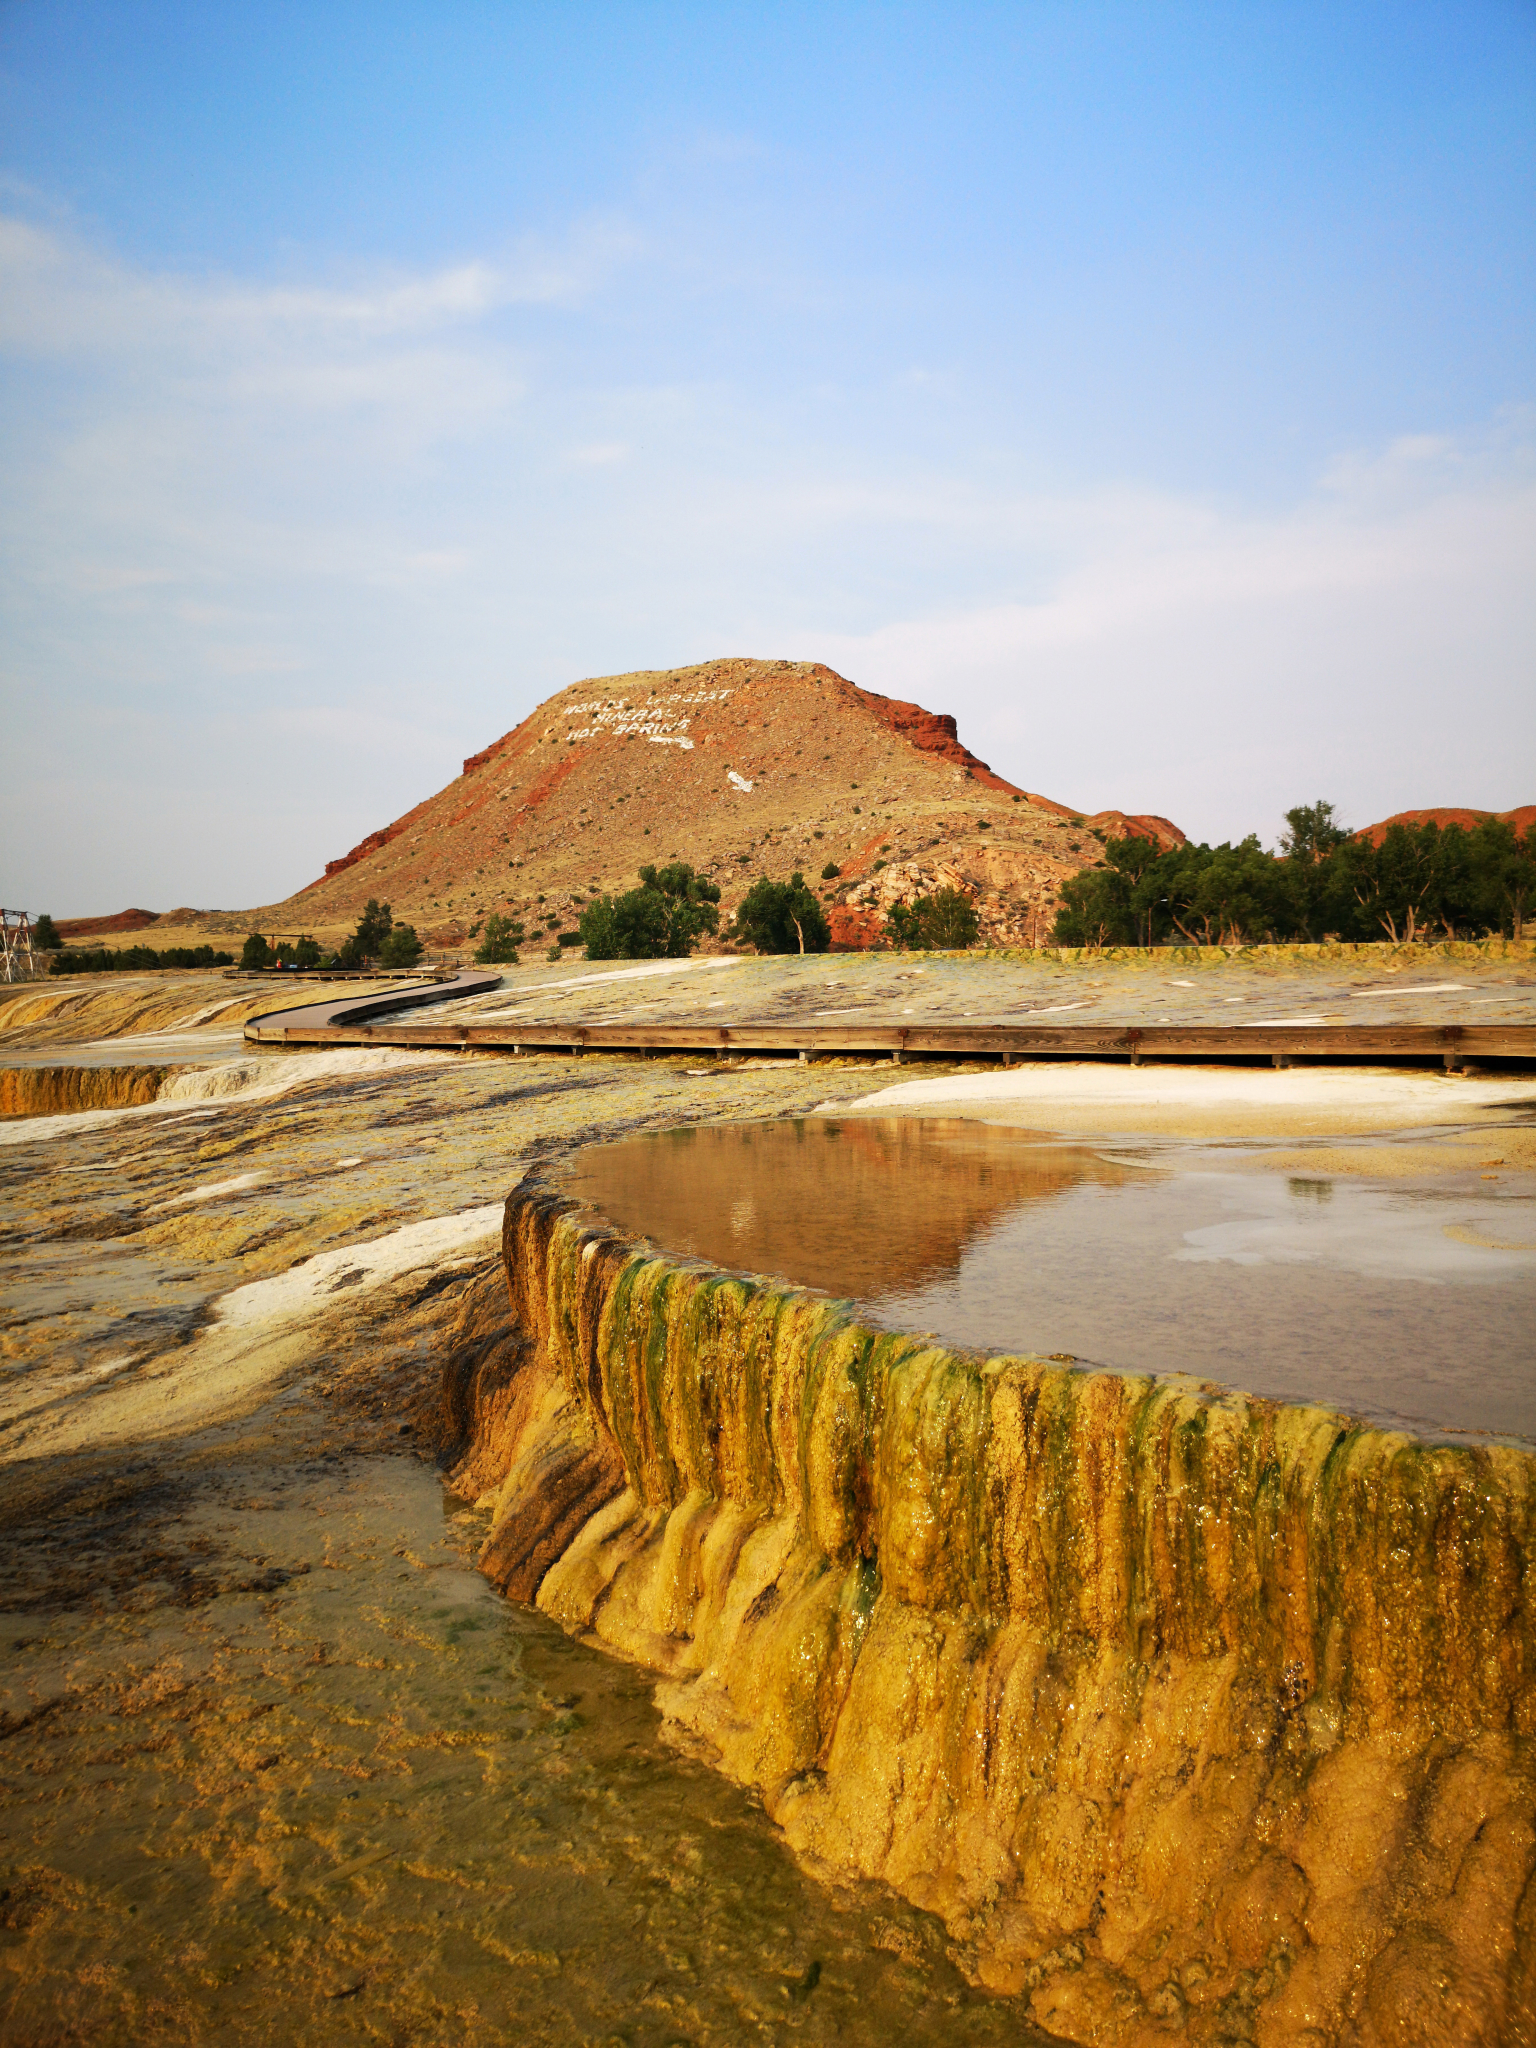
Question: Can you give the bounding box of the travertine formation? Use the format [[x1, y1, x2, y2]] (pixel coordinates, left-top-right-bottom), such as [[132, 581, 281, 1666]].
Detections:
[[0, 1063, 179, 1116], [440, 1177, 1536, 2048]]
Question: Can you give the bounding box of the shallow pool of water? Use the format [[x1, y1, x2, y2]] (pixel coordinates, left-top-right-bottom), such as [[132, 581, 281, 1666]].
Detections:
[[0, 1447, 1048, 2046], [560, 1117, 1536, 1443]]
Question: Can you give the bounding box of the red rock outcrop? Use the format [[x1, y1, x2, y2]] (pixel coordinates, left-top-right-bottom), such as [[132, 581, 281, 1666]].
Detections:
[[1355, 804, 1535, 846], [319, 824, 402, 882], [53, 909, 161, 939], [852, 687, 1022, 795], [1022, 793, 1185, 850]]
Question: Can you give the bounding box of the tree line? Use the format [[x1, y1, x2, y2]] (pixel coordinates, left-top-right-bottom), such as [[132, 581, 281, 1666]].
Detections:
[[572, 864, 833, 959], [47, 942, 235, 975], [1054, 805, 1535, 948], [555, 863, 982, 959], [30, 915, 239, 975], [33, 803, 1532, 984], [240, 900, 423, 971]]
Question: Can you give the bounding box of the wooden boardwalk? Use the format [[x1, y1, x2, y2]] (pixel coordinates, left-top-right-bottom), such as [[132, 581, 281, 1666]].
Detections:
[[243, 979, 1536, 1070]]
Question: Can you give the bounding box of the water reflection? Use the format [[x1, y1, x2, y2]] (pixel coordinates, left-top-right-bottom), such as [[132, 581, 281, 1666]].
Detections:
[[562, 1118, 1536, 1445], [561, 1116, 1150, 1299]]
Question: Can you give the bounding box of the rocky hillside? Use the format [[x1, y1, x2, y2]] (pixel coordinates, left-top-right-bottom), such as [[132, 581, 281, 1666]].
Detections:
[[1355, 804, 1536, 846], [107, 660, 1187, 952]]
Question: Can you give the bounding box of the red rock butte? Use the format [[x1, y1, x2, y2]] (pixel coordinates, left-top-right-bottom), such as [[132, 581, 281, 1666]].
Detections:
[[47, 663, 1534, 951], [225, 658, 1183, 950]]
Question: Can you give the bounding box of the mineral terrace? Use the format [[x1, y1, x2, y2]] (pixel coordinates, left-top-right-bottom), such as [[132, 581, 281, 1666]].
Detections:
[[3, 947, 1535, 2046]]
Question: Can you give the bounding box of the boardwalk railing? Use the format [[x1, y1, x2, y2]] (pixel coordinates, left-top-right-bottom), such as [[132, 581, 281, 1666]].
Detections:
[[245, 991, 1536, 1071]]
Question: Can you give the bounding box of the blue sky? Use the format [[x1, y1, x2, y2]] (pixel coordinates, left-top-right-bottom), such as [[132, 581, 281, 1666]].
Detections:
[[2, 1, 1532, 911]]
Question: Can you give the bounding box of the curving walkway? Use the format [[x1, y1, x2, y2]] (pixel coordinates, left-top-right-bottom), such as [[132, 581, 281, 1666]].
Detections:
[[243, 968, 504, 1044]]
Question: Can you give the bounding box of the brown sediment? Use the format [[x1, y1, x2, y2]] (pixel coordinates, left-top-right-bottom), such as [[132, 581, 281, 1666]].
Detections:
[[437, 1174, 1536, 2047], [0, 1064, 182, 1117]]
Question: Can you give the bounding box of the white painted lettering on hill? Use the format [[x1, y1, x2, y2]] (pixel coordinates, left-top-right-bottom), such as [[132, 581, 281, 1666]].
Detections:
[[563, 687, 732, 738], [728, 770, 754, 793]]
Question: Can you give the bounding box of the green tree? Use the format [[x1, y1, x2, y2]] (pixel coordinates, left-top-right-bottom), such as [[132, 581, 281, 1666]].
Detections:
[[639, 863, 722, 955], [380, 922, 423, 968], [1053, 867, 1135, 947], [582, 889, 668, 958], [1178, 837, 1286, 946], [474, 913, 525, 964], [51, 943, 233, 975], [1279, 800, 1350, 863], [886, 887, 981, 949], [581, 863, 721, 960], [32, 913, 62, 950], [240, 933, 272, 970], [293, 935, 322, 968], [820, 861, 841, 880], [1054, 830, 1182, 946], [1465, 818, 1536, 939], [733, 872, 831, 954], [611, 890, 671, 957], [885, 901, 925, 949], [335, 899, 393, 968], [577, 895, 623, 960], [1354, 823, 1442, 943]]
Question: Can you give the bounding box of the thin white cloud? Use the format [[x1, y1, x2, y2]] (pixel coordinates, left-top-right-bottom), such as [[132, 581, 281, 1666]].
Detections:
[[811, 423, 1536, 836], [568, 442, 631, 465], [1, 209, 1529, 904], [0, 211, 640, 359]]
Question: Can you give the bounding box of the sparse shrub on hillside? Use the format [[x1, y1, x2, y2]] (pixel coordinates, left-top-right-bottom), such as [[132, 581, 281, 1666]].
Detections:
[[241, 933, 272, 970], [475, 913, 524, 965], [885, 887, 979, 951], [32, 914, 61, 950], [820, 862, 841, 880], [380, 923, 423, 968], [732, 873, 830, 954], [580, 862, 721, 960]]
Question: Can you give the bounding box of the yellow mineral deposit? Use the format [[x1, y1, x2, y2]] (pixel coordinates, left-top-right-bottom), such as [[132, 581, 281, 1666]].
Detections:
[[7, 952, 1536, 2044], [0, 1063, 180, 1115], [440, 1176, 1536, 2048]]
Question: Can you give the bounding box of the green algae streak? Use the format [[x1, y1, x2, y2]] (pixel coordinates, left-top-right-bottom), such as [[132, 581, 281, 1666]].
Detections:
[[438, 1176, 1536, 2048]]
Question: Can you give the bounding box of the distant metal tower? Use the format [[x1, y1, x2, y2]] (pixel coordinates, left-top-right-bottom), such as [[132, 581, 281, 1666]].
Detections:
[[0, 909, 36, 983]]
